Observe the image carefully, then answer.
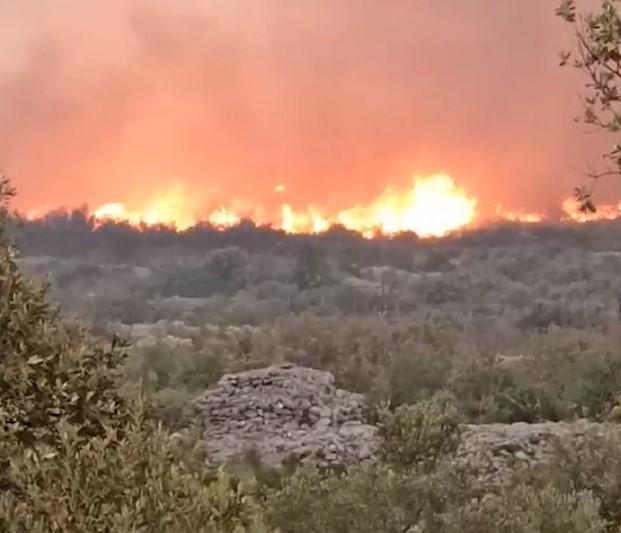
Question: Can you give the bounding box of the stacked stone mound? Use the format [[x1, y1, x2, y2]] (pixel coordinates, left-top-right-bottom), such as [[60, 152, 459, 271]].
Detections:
[[192, 363, 379, 468], [457, 421, 620, 487], [190, 363, 621, 481]]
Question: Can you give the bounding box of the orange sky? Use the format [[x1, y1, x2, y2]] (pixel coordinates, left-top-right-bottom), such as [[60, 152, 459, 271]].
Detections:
[[0, 0, 613, 226]]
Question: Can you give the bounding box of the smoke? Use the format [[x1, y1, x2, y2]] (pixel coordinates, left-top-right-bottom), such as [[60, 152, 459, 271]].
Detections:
[[0, 0, 610, 220]]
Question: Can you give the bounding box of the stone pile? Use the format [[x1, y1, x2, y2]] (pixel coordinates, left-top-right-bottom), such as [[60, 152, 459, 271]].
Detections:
[[191, 363, 379, 468], [189, 364, 621, 483], [456, 420, 619, 486]]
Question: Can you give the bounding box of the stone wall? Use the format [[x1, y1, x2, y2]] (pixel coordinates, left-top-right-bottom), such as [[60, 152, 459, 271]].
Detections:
[[457, 420, 616, 486], [189, 363, 621, 480], [191, 363, 379, 468]]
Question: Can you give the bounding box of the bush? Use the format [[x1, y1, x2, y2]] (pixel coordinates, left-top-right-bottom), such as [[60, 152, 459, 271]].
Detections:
[[0, 179, 264, 531], [378, 398, 461, 471], [263, 462, 465, 533], [263, 399, 604, 533], [5, 174, 621, 531], [531, 428, 621, 531], [438, 485, 606, 533], [0, 407, 266, 532]]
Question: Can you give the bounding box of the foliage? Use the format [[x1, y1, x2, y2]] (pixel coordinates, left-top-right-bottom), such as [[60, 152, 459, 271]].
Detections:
[[0, 181, 265, 531], [265, 465, 606, 532], [437, 485, 606, 533], [558, 0, 621, 210], [162, 247, 248, 298], [0, 214, 130, 449], [0, 406, 266, 533], [264, 462, 463, 533], [7, 175, 621, 530], [263, 404, 605, 533], [292, 243, 327, 290], [378, 398, 461, 471], [114, 314, 621, 426], [531, 428, 621, 531]]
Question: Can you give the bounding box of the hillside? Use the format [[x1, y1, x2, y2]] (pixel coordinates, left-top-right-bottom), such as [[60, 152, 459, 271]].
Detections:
[[6, 211, 621, 531]]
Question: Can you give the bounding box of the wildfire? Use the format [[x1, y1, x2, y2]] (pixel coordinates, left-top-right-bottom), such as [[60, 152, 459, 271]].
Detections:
[[93, 203, 130, 221], [25, 174, 621, 237], [83, 173, 479, 237], [562, 197, 621, 222], [93, 184, 198, 230], [207, 207, 241, 228], [280, 204, 330, 234], [335, 174, 477, 238], [25, 174, 481, 237], [496, 205, 544, 223]]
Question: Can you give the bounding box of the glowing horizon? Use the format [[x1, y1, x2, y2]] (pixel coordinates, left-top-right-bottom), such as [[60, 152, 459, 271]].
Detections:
[[1, 2, 613, 229], [22, 173, 621, 239]]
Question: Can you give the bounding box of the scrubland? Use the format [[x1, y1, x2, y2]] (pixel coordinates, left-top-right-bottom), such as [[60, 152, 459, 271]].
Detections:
[[7, 205, 621, 531]]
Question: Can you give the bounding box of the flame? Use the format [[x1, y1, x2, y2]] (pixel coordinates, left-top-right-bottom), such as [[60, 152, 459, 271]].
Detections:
[[280, 204, 330, 234], [32, 173, 479, 238], [496, 205, 543, 223], [275, 174, 477, 237], [93, 184, 198, 230], [562, 197, 621, 221], [207, 207, 241, 228], [25, 206, 53, 220], [93, 202, 128, 221], [335, 174, 477, 237], [26, 175, 621, 238]]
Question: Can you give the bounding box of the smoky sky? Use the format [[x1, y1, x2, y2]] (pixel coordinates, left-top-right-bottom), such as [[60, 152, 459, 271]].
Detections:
[[0, 0, 612, 219]]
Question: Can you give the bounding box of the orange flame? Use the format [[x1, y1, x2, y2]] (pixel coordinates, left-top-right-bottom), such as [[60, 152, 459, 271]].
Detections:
[[29, 179, 621, 238], [280, 204, 330, 234], [96, 174, 477, 236], [207, 207, 241, 228], [335, 174, 477, 237], [92, 184, 198, 230], [562, 197, 621, 222], [31, 173, 479, 238], [496, 205, 544, 223]]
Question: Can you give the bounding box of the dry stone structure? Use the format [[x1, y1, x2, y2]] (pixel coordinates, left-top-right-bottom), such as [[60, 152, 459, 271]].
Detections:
[[189, 363, 621, 482], [457, 420, 619, 486], [191, 363, 379, 468]]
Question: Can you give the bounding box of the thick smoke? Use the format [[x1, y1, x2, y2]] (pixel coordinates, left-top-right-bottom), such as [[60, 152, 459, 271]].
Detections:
[[0, 0, 611, 219]]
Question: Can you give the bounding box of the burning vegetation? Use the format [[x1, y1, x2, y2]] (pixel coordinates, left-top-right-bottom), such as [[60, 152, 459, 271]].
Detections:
[[24, 172, 621, 239]]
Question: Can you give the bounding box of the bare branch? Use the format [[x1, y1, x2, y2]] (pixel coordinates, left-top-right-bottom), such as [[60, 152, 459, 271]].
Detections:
[[586, 169, 621, 180]]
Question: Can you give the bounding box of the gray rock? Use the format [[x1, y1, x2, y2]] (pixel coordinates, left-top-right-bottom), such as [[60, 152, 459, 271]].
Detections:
[[191, 363, 379, 468], [187, 364, 621, 486]]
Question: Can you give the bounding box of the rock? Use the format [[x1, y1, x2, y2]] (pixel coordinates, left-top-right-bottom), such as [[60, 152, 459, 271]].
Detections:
[[187, 364, 621, 486], [191, 363, 379, 468], [513, 450, 531, 462], [455, 421, 621, 487]]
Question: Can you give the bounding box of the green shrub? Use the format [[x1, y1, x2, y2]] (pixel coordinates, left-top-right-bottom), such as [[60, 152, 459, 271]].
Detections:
[[263, 452, 604, 533], [438, 485, 606, 533], [0, 179, 264, 531], [264, 462, 472, 533], [0, 405, 266, 532], [530, 428, 621, 531], [378, 397, 461, 471]]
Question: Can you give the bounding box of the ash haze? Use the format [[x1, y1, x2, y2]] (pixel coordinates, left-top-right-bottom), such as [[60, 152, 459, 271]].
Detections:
[[0, 0, 611, 224]]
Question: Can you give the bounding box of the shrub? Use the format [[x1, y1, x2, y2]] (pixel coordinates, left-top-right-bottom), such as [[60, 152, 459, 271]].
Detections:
[[438, 485, 606, 533], [0, 405, 267, 532], [0, 179, 264, 531], [263, 460, 474, 533], [378, 397, 461, 471], [263, 402, 604, 533], [531, 428, 621, 531]]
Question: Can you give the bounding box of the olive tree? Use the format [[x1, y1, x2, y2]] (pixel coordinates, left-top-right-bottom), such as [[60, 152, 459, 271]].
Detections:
[[0, 175, 266, 532], [558, 0, 621, 211]]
